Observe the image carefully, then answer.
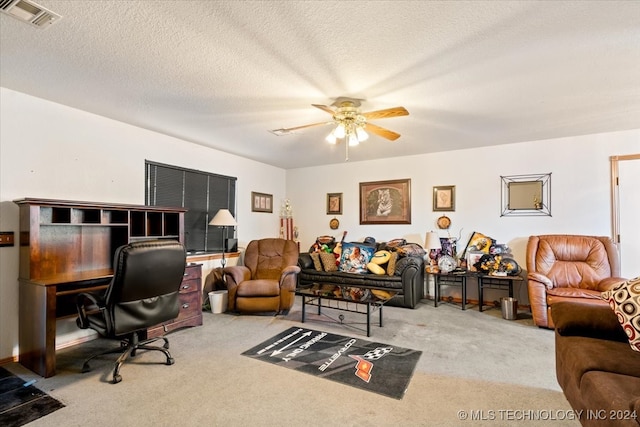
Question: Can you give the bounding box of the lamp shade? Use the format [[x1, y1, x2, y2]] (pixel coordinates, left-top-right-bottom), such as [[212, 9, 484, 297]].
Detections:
[[355, 126, 369, 141], [424, 231, 441, 250], [209, 209, 237, 227]]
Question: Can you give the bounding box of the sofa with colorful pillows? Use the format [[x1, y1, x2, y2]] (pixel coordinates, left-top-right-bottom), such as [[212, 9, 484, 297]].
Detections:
[[297, 237, 425, 309]]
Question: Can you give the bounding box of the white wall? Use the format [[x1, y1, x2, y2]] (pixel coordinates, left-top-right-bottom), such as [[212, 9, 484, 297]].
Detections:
[[286, 130, 640, 304], [0, 88, 287, 361], [1, 87, 638, 363]]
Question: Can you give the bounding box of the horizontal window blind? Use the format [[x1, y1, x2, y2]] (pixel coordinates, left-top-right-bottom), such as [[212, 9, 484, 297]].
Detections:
[[146, 161, 236, 253]]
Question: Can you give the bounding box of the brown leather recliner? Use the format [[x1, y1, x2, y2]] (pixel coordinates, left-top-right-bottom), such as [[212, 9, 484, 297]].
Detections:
[[526, 234, 626, 328], [223, 238, 300, 314]]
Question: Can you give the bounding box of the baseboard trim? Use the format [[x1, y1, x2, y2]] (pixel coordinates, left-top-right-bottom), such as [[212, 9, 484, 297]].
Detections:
[[422, 296, 530, 310], [56, 333, 98, 351]]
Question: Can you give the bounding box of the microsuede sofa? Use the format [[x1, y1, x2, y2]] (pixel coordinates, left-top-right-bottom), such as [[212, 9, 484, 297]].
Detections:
[[297, 240, 425, 309], [552, 302, 640, 427]]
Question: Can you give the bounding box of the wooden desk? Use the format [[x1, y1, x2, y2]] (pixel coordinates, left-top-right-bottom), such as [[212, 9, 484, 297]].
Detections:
[[19, 270, 113, 378], [19, 264, 202, 378], [14, 198, 187, 377]]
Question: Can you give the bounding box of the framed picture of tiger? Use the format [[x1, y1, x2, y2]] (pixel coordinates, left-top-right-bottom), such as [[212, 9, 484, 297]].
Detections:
[[359, 179, 411, 224]]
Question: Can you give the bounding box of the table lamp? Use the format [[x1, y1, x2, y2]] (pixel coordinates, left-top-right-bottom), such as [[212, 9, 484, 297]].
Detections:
[[424, 231, 442, 273], [209, 209, 237, 268]]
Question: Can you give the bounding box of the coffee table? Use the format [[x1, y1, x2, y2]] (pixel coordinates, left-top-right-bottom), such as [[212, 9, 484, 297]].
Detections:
[[295, 284, 397, 337]]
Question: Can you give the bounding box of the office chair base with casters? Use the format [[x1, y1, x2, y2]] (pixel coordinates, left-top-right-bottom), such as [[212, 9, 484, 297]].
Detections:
[[81, 332, 175, 384]]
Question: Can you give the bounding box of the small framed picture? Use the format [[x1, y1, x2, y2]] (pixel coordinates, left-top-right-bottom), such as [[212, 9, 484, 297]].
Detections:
[[251, 192, 273, 213], [327, 193, 342, 215], [466, 250, 484, 272], [433, 185, 455, 212]]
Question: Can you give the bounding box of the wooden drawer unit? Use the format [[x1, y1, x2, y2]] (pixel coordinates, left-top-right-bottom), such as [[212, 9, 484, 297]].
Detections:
[[148, 263, 203, 338]]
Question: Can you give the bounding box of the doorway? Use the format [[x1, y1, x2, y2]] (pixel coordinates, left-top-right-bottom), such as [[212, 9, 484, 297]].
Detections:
[[611, 154, 640, 278]]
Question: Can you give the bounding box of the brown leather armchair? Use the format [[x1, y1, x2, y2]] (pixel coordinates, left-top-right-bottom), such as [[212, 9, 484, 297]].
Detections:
[[526, 234, 626, 328], [223, 238, 300, 314]]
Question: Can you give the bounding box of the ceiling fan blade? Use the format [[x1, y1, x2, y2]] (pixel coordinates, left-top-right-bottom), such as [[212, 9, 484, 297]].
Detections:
[[362, 106, 409, 121], [269, 121, 332, 135], [312, 104, 336, 115], [365, 123, 401, 141]]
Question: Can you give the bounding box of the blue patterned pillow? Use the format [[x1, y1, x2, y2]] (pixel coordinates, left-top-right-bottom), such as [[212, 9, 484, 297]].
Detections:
[[339, 242, 375, 274]]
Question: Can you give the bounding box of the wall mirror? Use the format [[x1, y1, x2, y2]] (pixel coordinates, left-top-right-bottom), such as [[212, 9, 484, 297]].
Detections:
[[501, 173, 551, 216]]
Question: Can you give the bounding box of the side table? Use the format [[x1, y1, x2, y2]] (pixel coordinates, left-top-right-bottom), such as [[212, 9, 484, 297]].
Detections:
[[477, 274, 523, 312], [431, 271, 469, 310]]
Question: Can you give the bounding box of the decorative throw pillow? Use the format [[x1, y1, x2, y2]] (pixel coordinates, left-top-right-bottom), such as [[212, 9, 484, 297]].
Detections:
[[601, 277, 640, 352], [396, 243, 427, 258], [382, 238, 407, 251], [309, 253, 323, 271], [339, 242, 375, 274], [386, 252, 398, 275], [319, 252, 338, 272], [370, 250, 391, 265], [367, 262, 386, 275]]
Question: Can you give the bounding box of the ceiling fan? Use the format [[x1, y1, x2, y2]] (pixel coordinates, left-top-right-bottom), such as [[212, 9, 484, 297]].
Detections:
[[270, 99, 409, 160]]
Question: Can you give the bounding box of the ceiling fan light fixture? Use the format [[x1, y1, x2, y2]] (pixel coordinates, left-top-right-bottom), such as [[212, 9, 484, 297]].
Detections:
[[269, 99, 409, 161], [355, 126, 368, 142]]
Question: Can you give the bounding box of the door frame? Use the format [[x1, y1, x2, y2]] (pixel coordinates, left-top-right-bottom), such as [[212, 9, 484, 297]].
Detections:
[[610, 154, 640, 259]]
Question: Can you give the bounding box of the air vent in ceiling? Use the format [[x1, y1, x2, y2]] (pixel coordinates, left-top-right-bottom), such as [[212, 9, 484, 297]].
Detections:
[[0, 0, 61, 29]]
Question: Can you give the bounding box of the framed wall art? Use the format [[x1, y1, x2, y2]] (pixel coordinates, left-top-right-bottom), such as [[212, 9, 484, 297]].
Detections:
[[433, 185, 455, 212], [466, 251, 484, 272], [359, 178, 411, 224], [500, 173, 551, 217], [251, 192, 273, 213], [461, 231, 495, 259], [327, 193, 342, 215]]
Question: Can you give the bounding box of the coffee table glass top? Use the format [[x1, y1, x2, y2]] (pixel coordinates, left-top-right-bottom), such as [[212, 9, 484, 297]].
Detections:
[[297, 283, 397, 303]]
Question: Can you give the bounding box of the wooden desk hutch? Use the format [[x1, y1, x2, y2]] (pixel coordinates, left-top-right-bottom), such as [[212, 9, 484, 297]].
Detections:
[[14, 198, 201, 378]]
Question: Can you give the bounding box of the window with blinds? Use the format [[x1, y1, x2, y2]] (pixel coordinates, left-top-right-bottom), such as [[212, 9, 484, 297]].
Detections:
[[145, 161, 237, 253]]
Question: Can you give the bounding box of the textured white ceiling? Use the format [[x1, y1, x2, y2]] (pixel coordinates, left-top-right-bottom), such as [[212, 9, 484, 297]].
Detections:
[[1, 1, 639, 169]]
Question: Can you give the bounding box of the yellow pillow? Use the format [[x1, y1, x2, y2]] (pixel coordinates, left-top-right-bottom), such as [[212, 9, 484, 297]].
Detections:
[[371, 289, 393, 300], [371, 250, 391, 265], [367, 262, 386, 275]]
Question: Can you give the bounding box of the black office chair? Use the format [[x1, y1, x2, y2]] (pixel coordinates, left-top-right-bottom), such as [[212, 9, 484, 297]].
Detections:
[[76, 239, 187, 383]]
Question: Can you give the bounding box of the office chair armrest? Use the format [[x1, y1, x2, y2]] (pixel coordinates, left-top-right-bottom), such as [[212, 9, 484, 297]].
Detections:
[[76, 291, 105, 329]]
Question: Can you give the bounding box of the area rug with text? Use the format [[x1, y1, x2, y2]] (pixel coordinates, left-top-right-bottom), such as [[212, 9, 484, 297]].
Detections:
[[242, 326, 421, 399]]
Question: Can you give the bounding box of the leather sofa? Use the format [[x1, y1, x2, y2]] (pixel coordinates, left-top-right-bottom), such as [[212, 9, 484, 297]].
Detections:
[[526, 234, 626, 328], [297, 251, 424, 309], [552, 302, 640, 427]]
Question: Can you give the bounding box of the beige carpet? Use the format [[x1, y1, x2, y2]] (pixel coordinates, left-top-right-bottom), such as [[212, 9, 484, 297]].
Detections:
[[3, 298, 579, 426]]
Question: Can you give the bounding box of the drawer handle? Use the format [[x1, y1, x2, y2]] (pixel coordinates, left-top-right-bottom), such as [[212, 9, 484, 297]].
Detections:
[[184, 273, 189, 277], [181, 284, 190, 290], [182, 303, 189, 309]]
